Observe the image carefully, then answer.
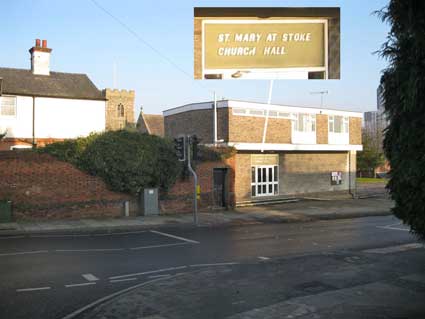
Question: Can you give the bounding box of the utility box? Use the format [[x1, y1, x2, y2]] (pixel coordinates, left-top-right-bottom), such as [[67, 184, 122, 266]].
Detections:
[[0, 200, 12, 223], [139, 188, 159, 216]]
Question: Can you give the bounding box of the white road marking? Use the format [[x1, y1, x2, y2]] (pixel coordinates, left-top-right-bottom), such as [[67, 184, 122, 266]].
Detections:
[[148, 274, 171, 279], [0, 250, 49, 257], [32, 234, 91, 238], [110, 278, 137, 283], [363, 243, 425, 254], [16, 286, 51, 292], [65, 282, 96, 288], [82, 274, 99, 282], [130, 242, 190, 250], [150, 230, 200, 244], [93, 230, 148, 236], [0, 235, 25, 240], [377, 223, 410, 232], [61, 276, 175, 319], [109, 266, 188, 280], [258, 256, 270, 260], [189, 262, 238, 268], [55, 248, 124, 252]]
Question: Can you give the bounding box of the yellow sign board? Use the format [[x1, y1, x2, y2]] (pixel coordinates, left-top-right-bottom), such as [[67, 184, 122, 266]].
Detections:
[[203, 21, 325, 70], [251, 154, 279, 166]]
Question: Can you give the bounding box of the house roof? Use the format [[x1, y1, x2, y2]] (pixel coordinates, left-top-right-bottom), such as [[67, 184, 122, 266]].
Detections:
[[138, 113, 164, 137], [0, 67, 105, 100]]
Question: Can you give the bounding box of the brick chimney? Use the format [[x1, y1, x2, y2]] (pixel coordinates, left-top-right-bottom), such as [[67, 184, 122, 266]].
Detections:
[[29, 39, 52, 75]]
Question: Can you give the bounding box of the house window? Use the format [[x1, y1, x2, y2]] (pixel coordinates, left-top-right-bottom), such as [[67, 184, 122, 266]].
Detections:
[[117, 103, 125, 117], [329, 115, 349, 133], [293, 113, 316, 132], [0, 96, 17, 117], [251, 165, 279, 197]]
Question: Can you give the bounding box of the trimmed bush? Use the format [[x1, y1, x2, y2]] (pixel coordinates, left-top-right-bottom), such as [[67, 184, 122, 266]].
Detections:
[[41, 131, 181, 195]]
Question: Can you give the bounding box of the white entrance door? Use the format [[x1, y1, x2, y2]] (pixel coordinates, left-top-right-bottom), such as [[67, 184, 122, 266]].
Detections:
[[251, 165, 279, 197]]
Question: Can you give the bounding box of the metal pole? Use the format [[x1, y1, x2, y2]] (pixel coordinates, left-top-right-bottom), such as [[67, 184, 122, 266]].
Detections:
[[213, 91, 217, 145], [187, 135, 198, 225], [261, 79, 274, 152]]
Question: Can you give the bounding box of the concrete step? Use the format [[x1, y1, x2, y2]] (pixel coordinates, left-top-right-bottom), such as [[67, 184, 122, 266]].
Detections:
[[236, 198, 299, 207]]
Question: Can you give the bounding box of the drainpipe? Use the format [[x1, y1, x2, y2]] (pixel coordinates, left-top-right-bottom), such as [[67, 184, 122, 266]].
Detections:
[[32, 96, 36, 148]]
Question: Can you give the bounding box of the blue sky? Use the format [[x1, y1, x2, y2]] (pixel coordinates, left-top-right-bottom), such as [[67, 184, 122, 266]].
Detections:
[[0, 0, 390, 115]]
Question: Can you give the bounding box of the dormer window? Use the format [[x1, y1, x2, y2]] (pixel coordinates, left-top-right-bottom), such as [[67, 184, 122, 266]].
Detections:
[[117, 103, 125, 117]]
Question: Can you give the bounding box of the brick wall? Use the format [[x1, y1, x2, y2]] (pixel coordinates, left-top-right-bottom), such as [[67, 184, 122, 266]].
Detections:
[[164, 108, 229, 143], [316, 114, 328, 144], [229, 110, 291, 143], [349, 117, 362, 145], [279, 151, 349, 195], [0, 151, 131, 220], [234, 151, 351, 203], [103, 89, 135, 131], [160, 158, 235, 213], [234, 153, 252, 202], [0, 138, 66, 151]]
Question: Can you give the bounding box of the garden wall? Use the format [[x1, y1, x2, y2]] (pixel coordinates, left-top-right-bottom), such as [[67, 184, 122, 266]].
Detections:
[[0, 151, 131, 220]]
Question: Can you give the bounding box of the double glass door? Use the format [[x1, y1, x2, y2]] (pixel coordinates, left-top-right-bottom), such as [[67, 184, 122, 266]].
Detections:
[[251, 165, 279, 197]]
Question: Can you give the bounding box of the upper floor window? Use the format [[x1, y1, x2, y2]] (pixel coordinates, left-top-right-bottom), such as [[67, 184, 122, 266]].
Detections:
[[0, 96, 17, 117], [117, 103, 125, 117], [293, 113, 316, 132], [329, 115, 349, 133]]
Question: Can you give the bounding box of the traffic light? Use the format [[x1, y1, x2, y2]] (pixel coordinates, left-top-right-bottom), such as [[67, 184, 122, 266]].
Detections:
[[192, 135, 201, 161], [174, 136, 186, 161]]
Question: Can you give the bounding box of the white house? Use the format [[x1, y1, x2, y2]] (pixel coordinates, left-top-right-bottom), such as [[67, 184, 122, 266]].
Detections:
[[0, 39, 106, 150]]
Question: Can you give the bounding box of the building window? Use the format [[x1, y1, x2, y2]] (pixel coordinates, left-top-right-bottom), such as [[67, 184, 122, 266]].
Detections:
[[293, 113, 316, 132], [117, 103, 125, 117], [329, 115, 349, 133], [232, 108, 291, 119], [0, 96, 17, 117], [251, 165, 279, 197]]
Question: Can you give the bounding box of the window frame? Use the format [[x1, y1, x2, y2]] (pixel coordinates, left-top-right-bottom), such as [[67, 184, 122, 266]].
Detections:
[[293, 113, 316, 133], [117, 103, 125, 118], [251, 165, 279, 197], [0, 95, 17, 118], [329, 115, 349, 134]]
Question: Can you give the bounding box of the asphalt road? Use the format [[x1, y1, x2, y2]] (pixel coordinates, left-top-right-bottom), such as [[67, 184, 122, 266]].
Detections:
[[0, 215, 418, 319]]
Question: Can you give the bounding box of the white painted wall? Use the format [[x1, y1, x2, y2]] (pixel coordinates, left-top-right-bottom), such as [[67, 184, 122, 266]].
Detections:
[[0, 96, 33, 138], [328, 132, 349, 145], [35, 97, 105, 138], [0, 95, 106, 139], [31, 51, 51, 75]]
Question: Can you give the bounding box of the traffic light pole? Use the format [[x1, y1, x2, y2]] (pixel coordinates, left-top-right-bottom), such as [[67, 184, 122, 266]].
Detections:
[[187, 135, 198, 225]]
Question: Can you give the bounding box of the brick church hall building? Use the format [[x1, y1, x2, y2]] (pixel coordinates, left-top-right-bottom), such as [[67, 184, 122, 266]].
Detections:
[[163, 100, 362, 207]]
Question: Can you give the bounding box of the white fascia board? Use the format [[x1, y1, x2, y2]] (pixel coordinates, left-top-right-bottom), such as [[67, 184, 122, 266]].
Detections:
[[163, 100, 362, 118], [226, 142, 363, 152], [227, 100, 363, 118], [163, 100, 228, 116]]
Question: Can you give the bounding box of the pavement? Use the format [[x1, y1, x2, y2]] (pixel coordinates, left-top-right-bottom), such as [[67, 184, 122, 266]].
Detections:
[[0, 195, 392, 236]]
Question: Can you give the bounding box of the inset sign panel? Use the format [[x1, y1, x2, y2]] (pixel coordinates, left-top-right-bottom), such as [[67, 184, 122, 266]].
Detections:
[[203, 20, 326, 70], [194, 7, 340, 80]]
